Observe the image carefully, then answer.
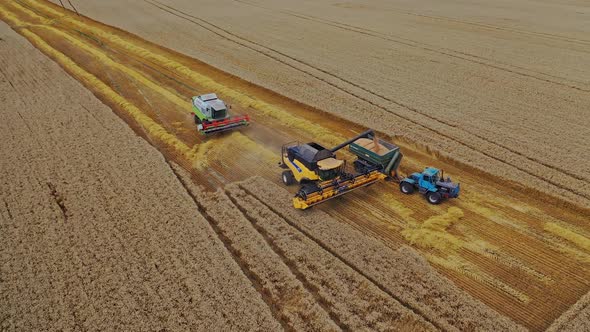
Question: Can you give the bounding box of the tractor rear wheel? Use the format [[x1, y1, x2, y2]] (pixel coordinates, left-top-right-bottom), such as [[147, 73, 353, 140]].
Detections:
[[427, 191, 442, 205], [282, 170, 295, 186], [400, 181, 414, 194]]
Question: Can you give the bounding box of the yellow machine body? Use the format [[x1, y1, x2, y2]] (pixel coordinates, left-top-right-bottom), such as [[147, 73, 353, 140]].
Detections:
[[284, 158, 320, 183], [292, 171, 386, 209], [280, 129, 402, 210]]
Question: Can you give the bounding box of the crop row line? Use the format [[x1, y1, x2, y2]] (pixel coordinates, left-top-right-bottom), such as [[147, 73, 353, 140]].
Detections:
[[238, 184, 450, 332], [168, 165, 293, 331], [233, 0, 590, 91], [224, 189, 348, 331]]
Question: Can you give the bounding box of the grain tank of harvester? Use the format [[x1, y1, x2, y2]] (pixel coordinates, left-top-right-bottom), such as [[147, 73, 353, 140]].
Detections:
[[399, 167, 460, 204], [279, 129, 403, 209], [191, 93, 250, 134]]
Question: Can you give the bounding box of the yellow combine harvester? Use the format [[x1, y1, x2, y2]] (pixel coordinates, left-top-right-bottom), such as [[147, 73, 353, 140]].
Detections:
[[279, 130, 403, 209]]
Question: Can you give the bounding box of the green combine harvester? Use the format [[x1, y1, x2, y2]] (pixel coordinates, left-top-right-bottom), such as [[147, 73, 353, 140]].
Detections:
[[191, 93, 250, 134]]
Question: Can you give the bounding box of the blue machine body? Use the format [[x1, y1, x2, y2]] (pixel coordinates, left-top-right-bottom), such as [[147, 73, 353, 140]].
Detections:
[[400, 167, 460, 204]]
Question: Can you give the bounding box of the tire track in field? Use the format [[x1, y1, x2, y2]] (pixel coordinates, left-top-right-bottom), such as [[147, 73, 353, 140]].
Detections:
[[16, 0, 590, 204], [237, 184, 449, 332], [224, 190, 348, 331], [233, 0, 590, 91], [398, 11, 590, 47], [54, 0, 79, 15], [65, 0, 79, 15], [160, 0, 589, 185], [143, 0, 590, 200], [168, 165, 291, 331]]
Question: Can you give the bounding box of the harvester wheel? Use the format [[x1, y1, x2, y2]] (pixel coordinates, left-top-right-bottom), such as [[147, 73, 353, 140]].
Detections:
[[282, 170, 295, 186], [427, 191, 442, 205], [400, 181, 414, 194], [194, 114, 201, 125]]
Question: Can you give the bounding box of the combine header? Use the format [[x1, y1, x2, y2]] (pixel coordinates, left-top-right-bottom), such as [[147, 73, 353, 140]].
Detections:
[[192, 93, 250, 134], [279, 129, 403, 209]]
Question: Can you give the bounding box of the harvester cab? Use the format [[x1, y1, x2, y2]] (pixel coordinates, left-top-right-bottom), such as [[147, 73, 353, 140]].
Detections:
[[280, 142, 344, 185], [399, 167, 460, 204], [191, 93, 250, 134], [280, 130, 403, 209]]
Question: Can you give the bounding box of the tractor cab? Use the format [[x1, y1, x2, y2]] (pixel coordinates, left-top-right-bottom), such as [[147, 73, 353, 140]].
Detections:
[[400, 167, 460, 204], [417, 167, 440, 192]]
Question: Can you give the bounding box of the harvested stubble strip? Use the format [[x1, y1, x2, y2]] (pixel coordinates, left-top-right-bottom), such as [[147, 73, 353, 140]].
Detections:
[[240, 176, 526, 332], [225, 184, 436, 332], [171, 165, 340, 332], [546, 290, 590, 332]]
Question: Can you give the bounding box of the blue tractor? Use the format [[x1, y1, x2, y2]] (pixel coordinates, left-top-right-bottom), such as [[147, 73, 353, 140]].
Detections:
[[399, 167, 460, 204]]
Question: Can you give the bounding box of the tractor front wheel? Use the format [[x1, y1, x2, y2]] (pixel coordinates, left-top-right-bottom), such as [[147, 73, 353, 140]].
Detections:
[[400, 181, 415, 194], [427, 191, 442, 205], [282, 170, 295, 186]]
